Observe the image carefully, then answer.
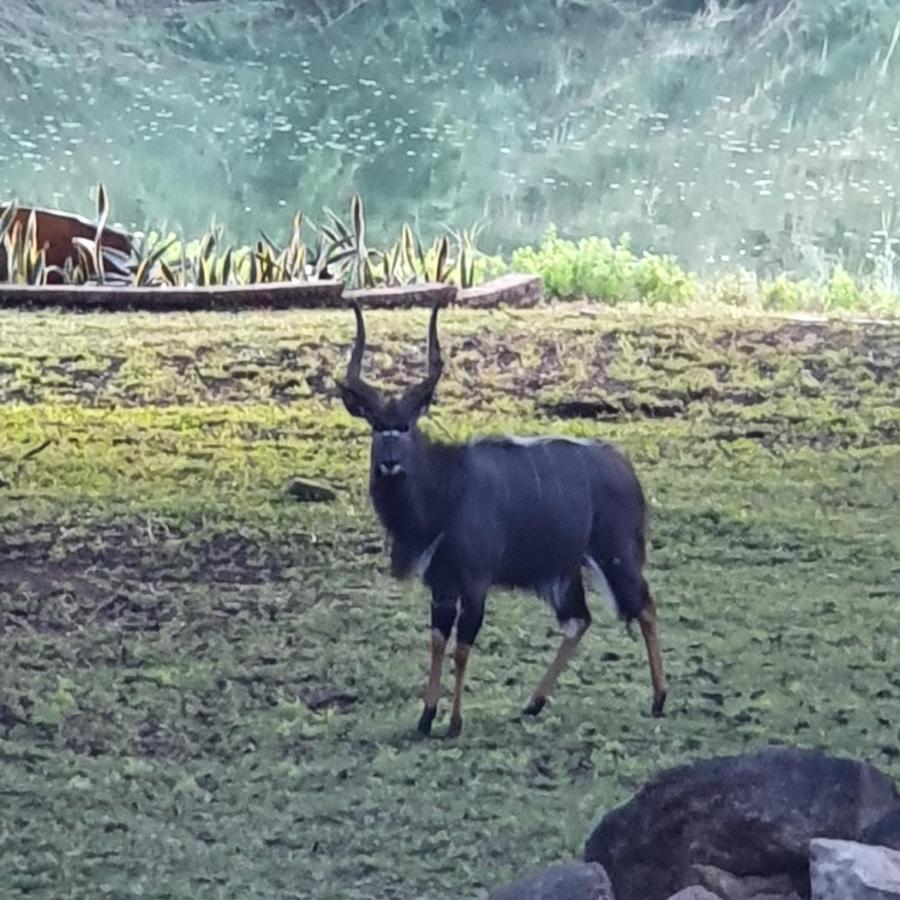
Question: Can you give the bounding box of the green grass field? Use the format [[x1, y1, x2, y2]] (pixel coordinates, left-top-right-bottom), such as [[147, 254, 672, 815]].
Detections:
[[1, 304, 899, 899]]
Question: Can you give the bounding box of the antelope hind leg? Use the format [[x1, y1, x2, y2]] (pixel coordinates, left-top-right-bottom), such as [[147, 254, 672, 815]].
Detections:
[[639, 593, 667, 717], [525, 573, 590, 716], [524, 618, 590, 715]]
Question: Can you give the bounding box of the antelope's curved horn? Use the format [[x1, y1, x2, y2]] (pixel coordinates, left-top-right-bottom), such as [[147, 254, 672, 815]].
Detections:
[[426, 301, 443, 381], [345, 300, 367, 385], [398, 301, 445, 417]]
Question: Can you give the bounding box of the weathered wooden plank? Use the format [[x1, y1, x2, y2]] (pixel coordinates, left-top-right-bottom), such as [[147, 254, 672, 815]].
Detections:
[[0, 280, 344, 311], [459, 273, 543, 308]]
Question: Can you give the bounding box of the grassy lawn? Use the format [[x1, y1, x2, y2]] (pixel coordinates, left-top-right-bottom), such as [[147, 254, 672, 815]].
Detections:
[[1, 304, 899, 899]]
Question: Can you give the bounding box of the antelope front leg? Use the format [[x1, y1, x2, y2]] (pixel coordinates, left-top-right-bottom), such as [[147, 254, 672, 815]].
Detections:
[[446, 592, 485, 739], [417, 595, 457, 736]]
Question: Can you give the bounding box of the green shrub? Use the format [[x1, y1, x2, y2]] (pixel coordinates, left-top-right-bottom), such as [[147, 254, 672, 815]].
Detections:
[[633, 251, 696, 305], [824, 266, 862, 311], [762, 275, 814, 311], [510, 225, 696, 304], [705, 270, 761, 307]]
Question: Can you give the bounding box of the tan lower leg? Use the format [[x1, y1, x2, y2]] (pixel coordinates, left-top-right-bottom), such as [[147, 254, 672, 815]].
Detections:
[[529, 624, 588, 707], [424, 629, 447, 709], [450, 643, 470, 728], [639, 596, 667, 715]]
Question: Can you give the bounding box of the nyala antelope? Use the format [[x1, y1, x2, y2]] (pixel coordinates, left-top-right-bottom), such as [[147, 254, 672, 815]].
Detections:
[[337, 302, 667, 738]]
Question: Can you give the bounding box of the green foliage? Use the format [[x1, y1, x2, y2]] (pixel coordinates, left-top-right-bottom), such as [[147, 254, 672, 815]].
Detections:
[[633, 250, 697, 306], [506, 225, 899, 311], [824, 265, 863, 311], [3, 185, 899, 311], [762, 274, 814, 312], [511, 226, 697, 304]]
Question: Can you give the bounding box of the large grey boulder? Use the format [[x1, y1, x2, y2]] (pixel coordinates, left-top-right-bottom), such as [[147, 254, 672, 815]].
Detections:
[[488, 860, 615, 900], [810, 838, 900, 899], [864, 809, 900, 852], [665, 889, 722, 900], [584, 746, 900, 900]]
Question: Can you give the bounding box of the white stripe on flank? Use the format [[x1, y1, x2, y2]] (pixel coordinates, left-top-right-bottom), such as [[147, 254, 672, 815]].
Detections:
[[583, 555, 618, 615], [471, 434, 594, 448], [413, 532, 444, 578]]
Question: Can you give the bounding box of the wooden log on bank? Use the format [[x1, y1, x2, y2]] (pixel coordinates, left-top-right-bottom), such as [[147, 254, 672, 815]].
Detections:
[[0, 280, 345, 312], [0, 273, 543, 312], [343, 282, 458, 310], [459, 273, 543, 308]]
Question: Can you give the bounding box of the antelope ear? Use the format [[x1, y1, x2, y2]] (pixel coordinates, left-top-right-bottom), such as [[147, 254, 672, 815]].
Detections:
[[337, 380, 377, 423]]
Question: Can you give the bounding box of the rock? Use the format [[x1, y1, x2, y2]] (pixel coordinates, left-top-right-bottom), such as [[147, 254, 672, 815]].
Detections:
[[810, 838, 900, 899], [693, 863, 802, 899], [666, 889, 722, 900], [864, 809, 900, 851], [488, 860, 615, 900], [583, 746, 900, 900], [283, 476, 337, 502]]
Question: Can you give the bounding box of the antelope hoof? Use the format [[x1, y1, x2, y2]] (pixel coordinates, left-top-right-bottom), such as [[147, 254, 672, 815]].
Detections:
[[523, 695, 547, 717], [652, 691, 667, 718], [417, 704, 437, 736], [446, 715, 463, 739]]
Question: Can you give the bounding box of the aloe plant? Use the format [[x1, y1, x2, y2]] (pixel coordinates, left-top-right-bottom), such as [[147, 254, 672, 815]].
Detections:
[[451, 223, 485, 289], [380, 240, 403, 286], [0, 202, 15, 246], [93, 182, 109, 284], [191, 224, 237, 287], [66, 183, 133, 285], [254, 212, 311, 283], [2, 187, 493, 290], [0, 201, 18, 282], [1, 205, 48, 285], [131, 234, 178, 286], [319, 194, 381, 289]]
